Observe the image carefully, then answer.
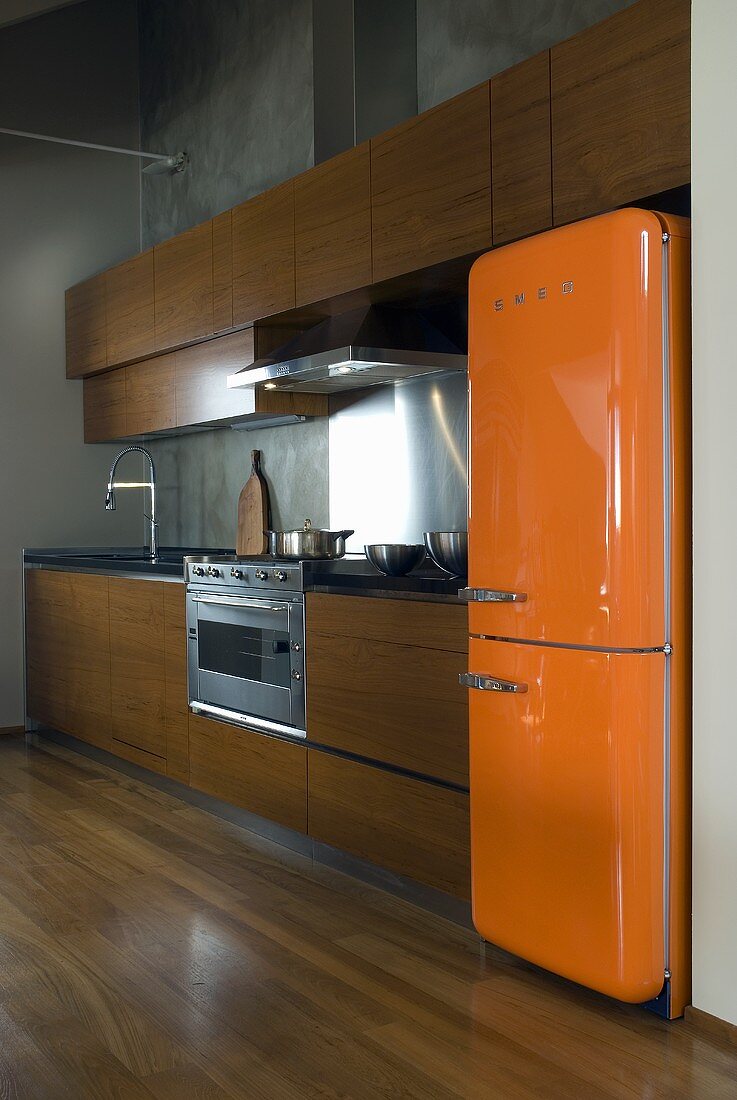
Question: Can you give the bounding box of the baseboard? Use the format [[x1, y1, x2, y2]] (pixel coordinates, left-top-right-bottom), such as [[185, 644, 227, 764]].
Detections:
[[0, 726, 24, 736], [685, 1005, 737, 1048]]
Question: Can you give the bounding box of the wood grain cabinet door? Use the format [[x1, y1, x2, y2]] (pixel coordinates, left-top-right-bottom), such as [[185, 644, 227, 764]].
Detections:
[[232, 180, 295, 325], [109, 577, 167, 763], [25, 569, 112, 751], [106, 250, 155, 366], [189, 713, 307, 832], [551, 0, 691, 226], [306, 594, 469, 786], [212, 210, 233, 333], [294, 143, 372, 305], [308, 751, 470, 899], [125, 354, 176, 436], [174, 330, 256, 428], [492, 52, 552, 245], [65, 273, 106, 378], [370, 83, 492, 282], [163, 583, 189, 784], [83, 368, 127, 443], [154, 221, 214, 350]]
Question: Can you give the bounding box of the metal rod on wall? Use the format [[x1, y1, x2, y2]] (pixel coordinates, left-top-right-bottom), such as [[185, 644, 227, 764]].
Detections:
[[0, 126, 186, 173]]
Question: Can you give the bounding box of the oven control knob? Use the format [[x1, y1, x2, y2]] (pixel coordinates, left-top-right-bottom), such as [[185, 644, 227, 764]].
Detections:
[[192, 566, 205, 577], [255, 569, 268, 581], [291, 669, 302, 681], [275, 570, 288, 583], [206, 566, 221, 578], [230, 567, 243, 579], [291, 641, 301, 652]]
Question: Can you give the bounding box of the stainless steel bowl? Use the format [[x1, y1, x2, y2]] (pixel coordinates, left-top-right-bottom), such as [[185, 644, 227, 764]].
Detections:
[[423, 531, 468, 577], [365, 543, 426, 577]]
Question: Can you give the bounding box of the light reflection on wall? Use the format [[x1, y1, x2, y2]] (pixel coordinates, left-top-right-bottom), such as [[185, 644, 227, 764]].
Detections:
[[329, 371, 468, 553]]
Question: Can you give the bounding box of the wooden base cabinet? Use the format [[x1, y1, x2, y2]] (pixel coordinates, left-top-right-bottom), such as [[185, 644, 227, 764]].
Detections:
[[308, 750, 471, 899], [306, 593, 469, 786], [189, 713, 307, 833], [25, 570, 112, 751], [109, 577, 168, 767]]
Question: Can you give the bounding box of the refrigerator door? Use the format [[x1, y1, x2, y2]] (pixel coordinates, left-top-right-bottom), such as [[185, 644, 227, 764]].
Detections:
[[468, 636, 666, 1004], [468, 208, 666, 648]]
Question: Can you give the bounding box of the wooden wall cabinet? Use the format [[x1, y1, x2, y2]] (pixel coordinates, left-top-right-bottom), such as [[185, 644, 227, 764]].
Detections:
[[105, 250, 155, 366], [212, 210, 234, 333], [109, 577, 168, 767], [307, 594, 469, 786], [154, 221, 214, 350], [125, 354, 176, 436], [551, 0, 691, 226], [174, 330, 255, 427], [371, 83, 492, 282], [294, 143, 372, 305], [25, 570, 112, 751], [308, 751, 471, 899], [189, 712, 307, 832], [65, 274, 107, 379], [492, 52, 553, 244], [83, 367, 127, 443], [232, 180, 295, 324]]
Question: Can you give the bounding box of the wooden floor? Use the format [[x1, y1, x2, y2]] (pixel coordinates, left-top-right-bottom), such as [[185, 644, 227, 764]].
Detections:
[[0, 736, 734, 1099]]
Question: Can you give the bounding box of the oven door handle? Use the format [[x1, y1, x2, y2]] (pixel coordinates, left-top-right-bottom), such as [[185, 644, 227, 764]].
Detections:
[[191, 594, 290, 613]]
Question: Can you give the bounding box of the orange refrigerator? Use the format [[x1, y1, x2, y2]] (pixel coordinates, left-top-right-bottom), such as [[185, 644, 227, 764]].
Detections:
[[464, 209, 691, 1018]]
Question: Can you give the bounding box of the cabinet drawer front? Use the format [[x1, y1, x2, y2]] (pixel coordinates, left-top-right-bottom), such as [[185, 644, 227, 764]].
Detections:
[[307, 633, 468, 786], [308, 750, 470, 899], [306, 592, 467, 653], [371, 83, 491, 281], [189, 713, 307, 833]]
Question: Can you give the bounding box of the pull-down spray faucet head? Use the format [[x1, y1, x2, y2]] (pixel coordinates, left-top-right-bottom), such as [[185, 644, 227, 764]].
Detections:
[[105, 486, 116, 510]]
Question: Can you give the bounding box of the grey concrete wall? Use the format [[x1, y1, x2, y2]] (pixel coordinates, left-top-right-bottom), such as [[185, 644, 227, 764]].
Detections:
[[148, 420, 330, 548], [138, 0, 314, 246], [416, 0, 636, 110], [0, 0, 143, 728]]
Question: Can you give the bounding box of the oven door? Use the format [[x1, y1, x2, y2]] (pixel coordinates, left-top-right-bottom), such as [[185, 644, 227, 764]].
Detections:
[[187, 589, 305, 737]]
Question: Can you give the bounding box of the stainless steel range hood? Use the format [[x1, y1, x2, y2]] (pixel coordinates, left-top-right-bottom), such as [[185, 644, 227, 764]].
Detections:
[[227, 305, 468, 394]]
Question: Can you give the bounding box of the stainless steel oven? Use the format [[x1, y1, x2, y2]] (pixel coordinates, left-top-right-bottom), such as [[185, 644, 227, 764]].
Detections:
[[186, 563, 306, 740]]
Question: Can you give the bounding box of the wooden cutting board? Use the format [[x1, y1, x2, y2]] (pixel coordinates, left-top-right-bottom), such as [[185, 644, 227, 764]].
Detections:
[[236, 450, 270, 556]]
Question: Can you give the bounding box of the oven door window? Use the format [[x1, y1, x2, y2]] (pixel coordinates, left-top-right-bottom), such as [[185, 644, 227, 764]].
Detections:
[[197, 619, 291, 688]]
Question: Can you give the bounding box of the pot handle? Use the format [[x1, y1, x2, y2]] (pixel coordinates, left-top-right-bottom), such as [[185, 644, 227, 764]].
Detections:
[[332, 529, 355, 540]]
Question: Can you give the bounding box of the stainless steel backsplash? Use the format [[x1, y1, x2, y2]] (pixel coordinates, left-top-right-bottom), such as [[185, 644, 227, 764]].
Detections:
[[329, 371, 468, 553]]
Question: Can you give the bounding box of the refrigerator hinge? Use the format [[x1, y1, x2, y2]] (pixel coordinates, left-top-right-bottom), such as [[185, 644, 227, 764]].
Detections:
[[663, 643, 673, 656], [662, 231, 671, 243]]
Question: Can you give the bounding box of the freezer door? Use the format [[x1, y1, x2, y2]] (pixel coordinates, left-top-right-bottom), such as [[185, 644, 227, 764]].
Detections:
[[468, 636, 665, 1004], [468, 208, 666, 648]]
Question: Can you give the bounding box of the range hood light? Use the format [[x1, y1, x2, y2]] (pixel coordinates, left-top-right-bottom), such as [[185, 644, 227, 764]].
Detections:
[[335, 364, 355, 375], [263, 382, 278, 389]]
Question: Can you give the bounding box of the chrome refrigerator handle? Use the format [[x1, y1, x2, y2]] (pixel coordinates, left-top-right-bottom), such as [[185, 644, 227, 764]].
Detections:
[[458, 587, 527, 603], [460, 672, 528, 694]]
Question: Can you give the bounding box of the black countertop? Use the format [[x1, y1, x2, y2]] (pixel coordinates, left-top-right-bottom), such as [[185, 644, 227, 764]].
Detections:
[[23, 547, 465, 603]]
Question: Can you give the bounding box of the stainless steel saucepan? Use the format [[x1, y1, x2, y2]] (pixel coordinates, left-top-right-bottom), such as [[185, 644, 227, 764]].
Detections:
[[266, 518, 354, 560]]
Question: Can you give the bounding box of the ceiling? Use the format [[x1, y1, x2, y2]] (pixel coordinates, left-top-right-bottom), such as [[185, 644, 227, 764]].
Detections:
[[0, 0, 82, 30]]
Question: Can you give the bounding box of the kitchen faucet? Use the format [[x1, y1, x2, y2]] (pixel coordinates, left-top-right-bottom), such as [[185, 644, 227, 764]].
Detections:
[[105, 445, 158, 559]]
